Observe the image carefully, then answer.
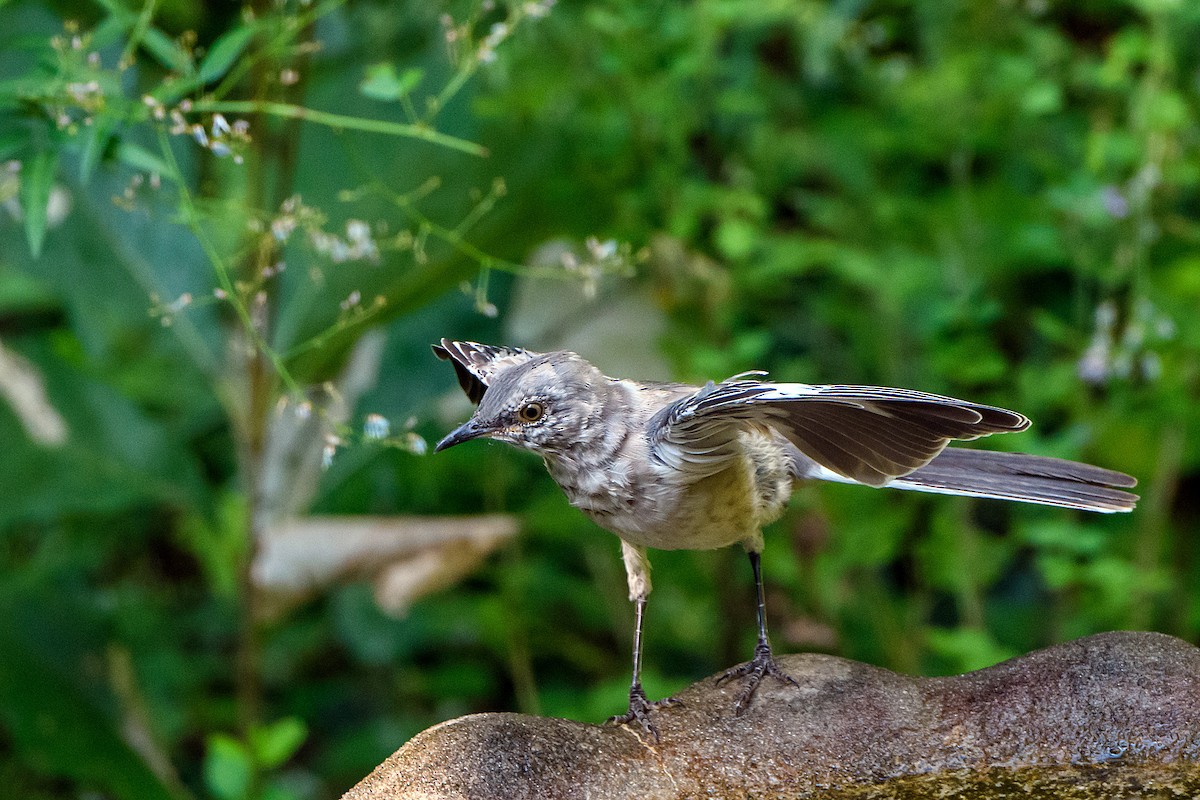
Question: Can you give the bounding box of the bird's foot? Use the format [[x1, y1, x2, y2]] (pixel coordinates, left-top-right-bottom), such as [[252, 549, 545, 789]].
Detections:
[[607, 683, 680, 742], [716, 641, 799, 715]]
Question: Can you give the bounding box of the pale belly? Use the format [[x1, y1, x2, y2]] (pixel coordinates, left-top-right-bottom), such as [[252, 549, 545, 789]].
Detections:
[[618, 469, 772, 550], [553, 431, 795, 551]]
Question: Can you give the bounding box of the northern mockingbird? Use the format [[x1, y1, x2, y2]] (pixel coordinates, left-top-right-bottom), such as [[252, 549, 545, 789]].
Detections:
[[433, 339, 1137, 735]]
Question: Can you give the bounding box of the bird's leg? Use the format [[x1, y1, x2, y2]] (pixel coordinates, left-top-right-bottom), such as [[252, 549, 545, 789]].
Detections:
[[608, 543, 679, 740], [716, 549, 799, 714], [607, 594, 677, 735], [607, 594, 681, 739]]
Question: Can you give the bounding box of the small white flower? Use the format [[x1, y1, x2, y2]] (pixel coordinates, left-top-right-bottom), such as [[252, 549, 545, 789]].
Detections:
[[587, 237, 617, 260], [329, 240, 350, 263], [1141, 352, 1162, 382], [272, 217, 297, 241], [363, 413, 390, 440], [345, 219, 371, 244], [524, 0, 555, 18], [46, 187, 71, 227], [1155, 315, 1175, 340]]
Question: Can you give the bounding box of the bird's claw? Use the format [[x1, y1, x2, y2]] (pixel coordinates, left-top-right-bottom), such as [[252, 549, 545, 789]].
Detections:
[[716, 641, 799, 715], [607, 683, 681, 741]]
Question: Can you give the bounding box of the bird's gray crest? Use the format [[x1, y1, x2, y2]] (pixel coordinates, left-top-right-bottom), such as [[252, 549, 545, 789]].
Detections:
[[434, 341, 607, 453], [432, 339, 541, 404]]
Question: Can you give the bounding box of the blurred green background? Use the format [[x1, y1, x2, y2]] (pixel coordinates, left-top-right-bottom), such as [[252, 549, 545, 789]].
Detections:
[[1, 0, 1198, 797]]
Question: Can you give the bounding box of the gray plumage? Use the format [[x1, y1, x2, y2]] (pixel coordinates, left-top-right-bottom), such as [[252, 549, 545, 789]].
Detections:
[[433, 338, 1137, 732]]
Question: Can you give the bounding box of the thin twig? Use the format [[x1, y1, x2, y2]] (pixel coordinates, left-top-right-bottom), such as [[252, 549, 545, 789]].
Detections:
[[191, 100, 489, 157]]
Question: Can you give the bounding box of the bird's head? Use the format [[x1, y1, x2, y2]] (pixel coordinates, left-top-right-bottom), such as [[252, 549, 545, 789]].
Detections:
[[436, 352, 607, 456]]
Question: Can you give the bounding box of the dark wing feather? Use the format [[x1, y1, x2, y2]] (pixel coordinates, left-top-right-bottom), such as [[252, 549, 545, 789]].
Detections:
[[649, 381, 1030, 486], [432, 339, 539, 404]]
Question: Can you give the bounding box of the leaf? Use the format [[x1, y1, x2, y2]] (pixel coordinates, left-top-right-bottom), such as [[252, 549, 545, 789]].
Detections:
[[0, 588, 180, 800], [176, 492, 248, 597], [89, 0, 132, 17], [115, 141, 172, 177], [79, 116, 118, 183], [260, 784, 298, 800], [198, 25, 257, 85], [249, 717, 307, 768], [714, 217, 758, 261], [0, 131, 26, 162], [141, 28, 193, 74], [0, 336, 210, 529], [92, 13, 135, 48], [0, 269, 58, 316], [1021, 80, 1062, 116], [203, 735, 253, 800], [19, 149, 58, 259], [926, 627, 1017, 673], [359, 63, 424, 101]]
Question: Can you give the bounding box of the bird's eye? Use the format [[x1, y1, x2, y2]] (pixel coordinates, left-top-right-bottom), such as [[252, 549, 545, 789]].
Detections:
[[517, 402, 545, 423]]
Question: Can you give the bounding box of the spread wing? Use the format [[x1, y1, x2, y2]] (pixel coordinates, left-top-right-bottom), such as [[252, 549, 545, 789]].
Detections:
[[647, 380, 1030, 487], [432, 339, 540, 404]]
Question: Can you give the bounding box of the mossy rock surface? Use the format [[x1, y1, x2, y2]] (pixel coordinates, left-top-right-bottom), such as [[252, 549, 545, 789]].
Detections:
[[344, 631, 1200, 799]]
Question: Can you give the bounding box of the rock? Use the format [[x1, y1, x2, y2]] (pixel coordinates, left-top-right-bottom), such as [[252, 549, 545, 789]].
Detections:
[[342, 631, 1200, 799]]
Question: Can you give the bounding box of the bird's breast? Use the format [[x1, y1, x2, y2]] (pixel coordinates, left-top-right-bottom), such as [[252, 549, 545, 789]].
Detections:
[[544, 429, 793, 551]]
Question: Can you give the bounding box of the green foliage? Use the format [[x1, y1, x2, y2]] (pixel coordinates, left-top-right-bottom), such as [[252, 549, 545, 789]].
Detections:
[[1, 0, 1199, 797], [0, 588, 180, 800], [204, 718, 307, 800], [359, 64, 424, 103]]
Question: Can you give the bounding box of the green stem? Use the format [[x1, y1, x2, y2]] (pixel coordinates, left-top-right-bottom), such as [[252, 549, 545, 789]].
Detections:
[[379, 184, 519, 270], [208, 0, 348, 103], [120, 0, 160, 69], [155, 127, 299, 394], [190, 100, 489, 157]]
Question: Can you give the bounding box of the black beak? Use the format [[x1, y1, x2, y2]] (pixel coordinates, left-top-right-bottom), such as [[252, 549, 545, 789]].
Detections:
[[435, 419, 488, 452]]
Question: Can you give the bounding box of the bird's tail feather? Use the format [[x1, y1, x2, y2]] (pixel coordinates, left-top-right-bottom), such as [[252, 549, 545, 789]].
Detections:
[[889, 448, 1138, 513]]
